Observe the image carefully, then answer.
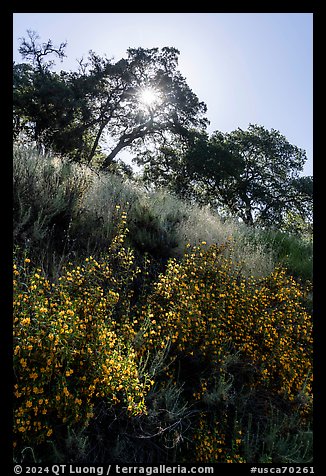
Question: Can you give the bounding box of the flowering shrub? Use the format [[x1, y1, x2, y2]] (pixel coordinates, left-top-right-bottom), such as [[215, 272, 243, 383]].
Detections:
[[13, 219, 152, 447], [138, 242, 313, 404], [13, 213, 312, 462]]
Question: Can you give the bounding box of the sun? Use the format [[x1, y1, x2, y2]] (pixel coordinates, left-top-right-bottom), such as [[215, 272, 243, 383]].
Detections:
[[138, 87, 161, 108]]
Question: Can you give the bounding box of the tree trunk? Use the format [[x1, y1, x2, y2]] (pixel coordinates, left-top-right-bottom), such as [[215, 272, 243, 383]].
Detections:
[[100, 119, 154, 170], [244, 200, 254, 226], [87, 122, 107, 165], [240, 192, 254, 226], [100, 139, 130, 170]]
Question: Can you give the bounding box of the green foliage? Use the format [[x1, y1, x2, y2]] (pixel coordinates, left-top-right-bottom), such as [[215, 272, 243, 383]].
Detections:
[[242, 410, 313, 463], [139, 125, 313, 229], [244, 227, 313, 284], [127, 192, 186, 258], [14, 34, 208, 166]]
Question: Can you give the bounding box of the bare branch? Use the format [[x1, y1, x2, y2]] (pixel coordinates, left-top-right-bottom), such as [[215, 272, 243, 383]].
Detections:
[[18, 29, 67, 71]]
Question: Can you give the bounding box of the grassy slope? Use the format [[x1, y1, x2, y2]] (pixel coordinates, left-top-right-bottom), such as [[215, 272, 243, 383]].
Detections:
[[14, 146, 313, 281], [13, 146, 313, 464]]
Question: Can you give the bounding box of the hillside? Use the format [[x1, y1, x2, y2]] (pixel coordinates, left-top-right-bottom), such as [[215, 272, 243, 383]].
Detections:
[[13, 146, 313, 464]]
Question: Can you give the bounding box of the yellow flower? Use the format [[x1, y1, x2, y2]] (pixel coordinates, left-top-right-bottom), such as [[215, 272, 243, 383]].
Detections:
[[20, 358, 27, 368]]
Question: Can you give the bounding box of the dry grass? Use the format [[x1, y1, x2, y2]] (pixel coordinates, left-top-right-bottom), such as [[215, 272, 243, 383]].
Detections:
[[14, 145, 276, 277]]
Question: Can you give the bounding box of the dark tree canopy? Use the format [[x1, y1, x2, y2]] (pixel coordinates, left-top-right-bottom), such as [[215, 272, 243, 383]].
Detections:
[[139, 124, 312, 230], [13, 33, 312, 231], [212, 125, 311, 227], [13, 34, 208, 169]]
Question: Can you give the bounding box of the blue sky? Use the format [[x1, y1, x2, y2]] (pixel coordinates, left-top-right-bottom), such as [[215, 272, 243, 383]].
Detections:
[[13, 12, 313, 176]]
